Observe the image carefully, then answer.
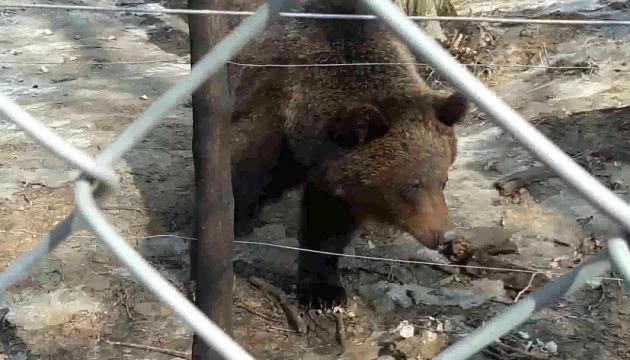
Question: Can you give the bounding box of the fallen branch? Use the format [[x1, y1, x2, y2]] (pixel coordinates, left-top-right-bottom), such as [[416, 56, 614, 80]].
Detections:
[[105, 340, 190, 359], [494, 167, 555, 196], [249, 276, 308, 335]]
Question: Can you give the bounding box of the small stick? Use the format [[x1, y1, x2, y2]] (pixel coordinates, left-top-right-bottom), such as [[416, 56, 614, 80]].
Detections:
[[482, 348, 503, 360], [541, 43, 551, 67], [514, 273, 537, 303], [495, 341, 548, 359], [249, 277, 308, 335], [448, 30, 459, 48], [526, 81, 553, 94], [123, 288, 135, 321], [0, 308, 9, 328], [105, 340, 190, 359], [268, 326, 298, 333], [0, 308, 8, 320], [335, 311, 348, 348], [588, 284, 606, 311], [235, 302, 280, 323], [451, 33, 464, 51]]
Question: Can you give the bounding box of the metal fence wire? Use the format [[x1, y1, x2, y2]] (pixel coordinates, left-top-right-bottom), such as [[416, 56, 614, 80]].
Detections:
[[1, 1, 630, 359]]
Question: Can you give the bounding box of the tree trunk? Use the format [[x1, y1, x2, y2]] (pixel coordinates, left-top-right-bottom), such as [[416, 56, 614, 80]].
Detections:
[[395, 0, 457, 16], [395, 0, 458, 40], [187, 0, 235, 359]]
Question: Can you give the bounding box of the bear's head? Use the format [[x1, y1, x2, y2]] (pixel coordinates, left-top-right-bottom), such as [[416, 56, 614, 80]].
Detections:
[[317, 91, 469, 249]]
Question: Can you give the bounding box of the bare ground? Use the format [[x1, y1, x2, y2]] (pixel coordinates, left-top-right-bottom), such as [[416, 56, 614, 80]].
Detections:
[[1, 0, 630, 359]]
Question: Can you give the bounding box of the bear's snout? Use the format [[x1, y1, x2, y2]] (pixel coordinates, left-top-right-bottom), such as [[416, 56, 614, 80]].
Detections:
[[402, 191, 455, 249], [412, 227, 454, 249]]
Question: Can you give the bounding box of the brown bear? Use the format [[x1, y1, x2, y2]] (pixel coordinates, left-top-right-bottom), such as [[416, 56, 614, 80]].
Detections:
[[228, 0, 469, 306]]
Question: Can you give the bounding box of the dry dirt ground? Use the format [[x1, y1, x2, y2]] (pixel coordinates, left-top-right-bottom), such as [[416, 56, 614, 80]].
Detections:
[[1, 0, 630, 359]]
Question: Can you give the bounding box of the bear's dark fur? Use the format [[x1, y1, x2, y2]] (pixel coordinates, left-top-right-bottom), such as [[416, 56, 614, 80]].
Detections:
[[228, 0, 469, 306]]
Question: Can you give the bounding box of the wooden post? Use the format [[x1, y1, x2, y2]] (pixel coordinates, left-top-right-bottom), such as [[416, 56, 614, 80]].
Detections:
[[187, 0, 235, 359]]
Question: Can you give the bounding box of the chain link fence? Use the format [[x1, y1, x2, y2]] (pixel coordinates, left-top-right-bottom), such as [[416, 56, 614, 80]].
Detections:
[[0, 1, 629, 359]]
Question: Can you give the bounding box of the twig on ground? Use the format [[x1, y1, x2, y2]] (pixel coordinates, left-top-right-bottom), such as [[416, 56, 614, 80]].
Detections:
[[268, 325, 298, 333], [235, 302, 280, 323], [542, 43, 551, 67], [526, 81, 553, 94], [105, 340, 190, 359], [249, 276, 308, 335], [0, 308, 9, 329], [588, 284, 607, 311], [495, 340, 548, 359], [514, 273, 538, 303], [123, 287, 135, 321]]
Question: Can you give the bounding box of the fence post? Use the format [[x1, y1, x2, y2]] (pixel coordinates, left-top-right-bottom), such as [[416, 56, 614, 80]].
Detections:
[[188, 0, 235, 358]]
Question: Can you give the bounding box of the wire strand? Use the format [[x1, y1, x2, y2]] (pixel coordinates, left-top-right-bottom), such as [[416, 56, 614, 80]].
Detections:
[[235, 239, 552, 275], [0, 58, 605, 72], [226, 60, 600, 70], [0, 59, 182, 65], [3, 3, 630, 26], [0, 229, 621, 281]]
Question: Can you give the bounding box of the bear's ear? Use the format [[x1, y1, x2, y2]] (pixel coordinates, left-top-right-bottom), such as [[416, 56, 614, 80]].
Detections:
[[433, 92, 469, 127], [327, 104, 389, 148]]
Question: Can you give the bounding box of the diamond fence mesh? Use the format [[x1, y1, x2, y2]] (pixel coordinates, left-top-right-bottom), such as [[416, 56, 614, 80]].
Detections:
[[0, 1, 629, 359]]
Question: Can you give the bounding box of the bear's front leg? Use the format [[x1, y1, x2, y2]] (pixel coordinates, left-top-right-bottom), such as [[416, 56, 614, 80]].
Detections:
[[297, 182, 356, 308]]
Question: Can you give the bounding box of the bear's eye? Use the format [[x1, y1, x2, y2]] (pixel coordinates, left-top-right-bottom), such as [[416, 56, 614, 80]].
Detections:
[[400, 182, 421, 204]]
